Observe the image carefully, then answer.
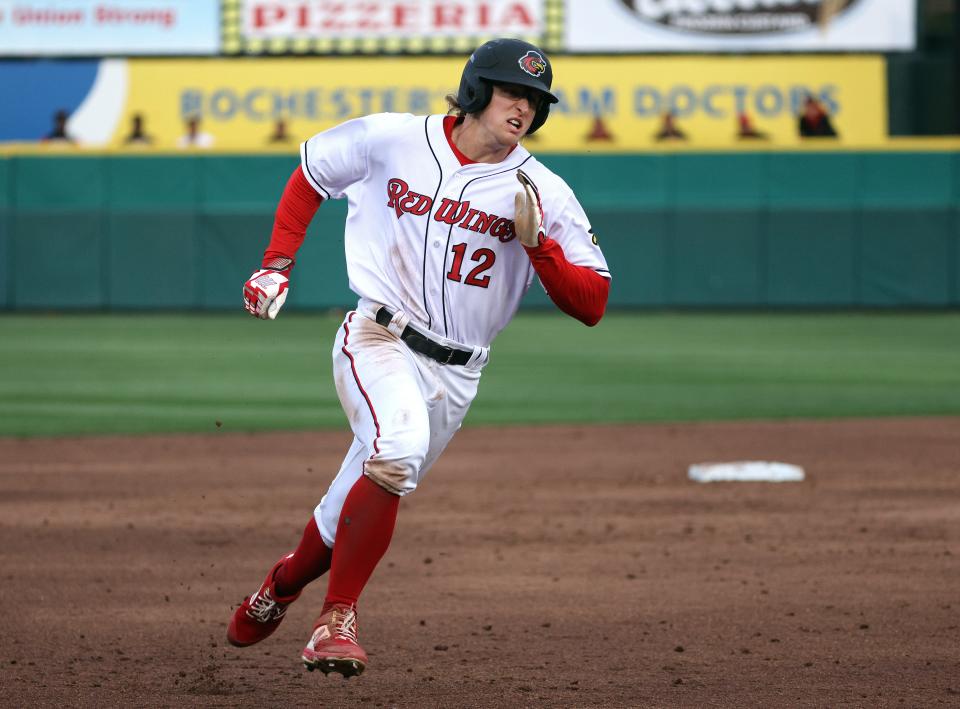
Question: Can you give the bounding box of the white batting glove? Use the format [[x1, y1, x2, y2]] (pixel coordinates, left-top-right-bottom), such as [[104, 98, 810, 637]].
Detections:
[[243, 269, 290, 320], [514, 169, 545, 248]]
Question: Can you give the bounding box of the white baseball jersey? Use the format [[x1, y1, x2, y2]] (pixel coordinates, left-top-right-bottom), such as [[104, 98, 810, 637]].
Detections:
[[299, 112, 610, 349]]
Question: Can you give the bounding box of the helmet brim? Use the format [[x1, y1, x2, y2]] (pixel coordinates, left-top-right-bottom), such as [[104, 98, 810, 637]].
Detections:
[[477, 72, 559, 105]]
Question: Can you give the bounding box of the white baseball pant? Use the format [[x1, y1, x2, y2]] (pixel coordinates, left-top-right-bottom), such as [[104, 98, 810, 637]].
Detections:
[[313, 303, 490, 547]]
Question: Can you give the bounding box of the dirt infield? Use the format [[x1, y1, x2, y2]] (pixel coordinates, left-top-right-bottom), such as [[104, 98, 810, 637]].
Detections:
[[2, 418, 958, 708]]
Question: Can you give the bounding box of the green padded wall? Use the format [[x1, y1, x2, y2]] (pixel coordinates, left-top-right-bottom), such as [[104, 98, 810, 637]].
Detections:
[[858, 153, 954, 207], [1, 152, 958, 311], [14, 212, 105, 308], [765, 209, 857, 306], [765, 154, 860, 206], [108, 214, 196, 308], [859, 209, 953, 305], [0, 158, 9, 308], [667, 210, 762, 306], [672, 154, 766, 207], [12, 158, 105, 308]]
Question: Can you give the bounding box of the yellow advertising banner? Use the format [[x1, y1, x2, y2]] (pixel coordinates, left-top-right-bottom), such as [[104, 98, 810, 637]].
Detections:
[[114, 55, 886, 151]]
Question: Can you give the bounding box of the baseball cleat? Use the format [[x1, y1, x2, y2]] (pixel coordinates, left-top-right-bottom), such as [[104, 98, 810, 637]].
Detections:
[[301, 603, 368, 677], [227, 554, 302, 647]]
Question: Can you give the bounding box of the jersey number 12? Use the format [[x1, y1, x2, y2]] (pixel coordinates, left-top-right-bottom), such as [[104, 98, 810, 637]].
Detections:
[[447, 243, 495, 288]]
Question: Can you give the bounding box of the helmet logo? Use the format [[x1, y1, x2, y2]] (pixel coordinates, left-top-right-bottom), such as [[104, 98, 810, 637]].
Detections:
[[518, 50, 547, 78]]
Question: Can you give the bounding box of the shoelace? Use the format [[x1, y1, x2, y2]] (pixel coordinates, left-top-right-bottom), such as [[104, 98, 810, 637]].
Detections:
[[332, 608, 359, 643], [247, 589, 285, 622]]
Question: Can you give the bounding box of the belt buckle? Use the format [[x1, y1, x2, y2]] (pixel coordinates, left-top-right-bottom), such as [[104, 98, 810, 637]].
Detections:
[[442, 347, 456, 365]]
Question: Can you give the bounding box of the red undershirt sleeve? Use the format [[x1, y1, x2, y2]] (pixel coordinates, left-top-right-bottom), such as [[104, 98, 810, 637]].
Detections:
[[262, 167, 324, 267], [524, 238, 610, 326]]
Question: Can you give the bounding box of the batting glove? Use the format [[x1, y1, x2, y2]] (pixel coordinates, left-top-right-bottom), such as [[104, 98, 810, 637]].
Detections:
[[514, 169, 545, 248], [243, 257, 292, 320]]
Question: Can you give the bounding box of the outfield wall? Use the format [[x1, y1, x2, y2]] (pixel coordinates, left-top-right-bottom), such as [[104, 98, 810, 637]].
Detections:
[[1, 152, 958, 310]]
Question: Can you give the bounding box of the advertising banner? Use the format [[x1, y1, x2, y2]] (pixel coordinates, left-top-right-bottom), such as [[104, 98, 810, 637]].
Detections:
[[220, 0, 555, 54], [566, 0, 916, 52], [0, 0, 219, 55], [1, 55, 886, 149]]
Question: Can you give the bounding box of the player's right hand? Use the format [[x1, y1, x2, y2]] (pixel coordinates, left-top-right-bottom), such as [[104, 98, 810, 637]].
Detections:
[[243, 269, 290, 320]]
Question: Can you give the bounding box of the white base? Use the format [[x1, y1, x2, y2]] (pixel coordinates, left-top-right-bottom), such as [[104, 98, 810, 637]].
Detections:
[[688, 461, 805, 483]]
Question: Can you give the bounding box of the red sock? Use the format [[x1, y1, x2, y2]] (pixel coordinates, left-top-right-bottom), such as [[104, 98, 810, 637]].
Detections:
[[323, 474, 400, 609], [273, 516, 333, 597]]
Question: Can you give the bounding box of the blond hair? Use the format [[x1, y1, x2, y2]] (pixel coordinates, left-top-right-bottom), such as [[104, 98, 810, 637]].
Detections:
[[445, 93, 466, 120]]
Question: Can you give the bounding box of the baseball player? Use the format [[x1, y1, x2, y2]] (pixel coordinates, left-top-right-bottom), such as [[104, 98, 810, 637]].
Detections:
[[228, 38, 611, 677]]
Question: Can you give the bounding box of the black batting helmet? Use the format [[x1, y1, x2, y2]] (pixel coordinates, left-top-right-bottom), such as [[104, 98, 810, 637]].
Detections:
[[456, 38, 559, 135]]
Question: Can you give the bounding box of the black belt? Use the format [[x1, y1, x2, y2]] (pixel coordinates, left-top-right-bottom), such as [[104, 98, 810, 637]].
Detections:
[[375, 308, 472, 366]]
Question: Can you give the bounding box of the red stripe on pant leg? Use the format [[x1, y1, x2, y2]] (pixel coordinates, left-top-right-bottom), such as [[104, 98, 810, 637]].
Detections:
[[341, 312, 382, 455]]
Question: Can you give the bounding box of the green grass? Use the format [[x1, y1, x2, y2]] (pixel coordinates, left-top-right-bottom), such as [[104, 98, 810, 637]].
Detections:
[[1, 312, 958, 436]]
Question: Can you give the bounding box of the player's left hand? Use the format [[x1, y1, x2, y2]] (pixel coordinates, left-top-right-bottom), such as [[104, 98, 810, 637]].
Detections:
[[243, 269, 290, 320], [514, 169, 544, 248]]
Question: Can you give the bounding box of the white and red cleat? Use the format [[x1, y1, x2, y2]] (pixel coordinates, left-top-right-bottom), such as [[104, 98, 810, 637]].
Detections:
[[227, 554, 301, 647], [301, 603, 368, 677]]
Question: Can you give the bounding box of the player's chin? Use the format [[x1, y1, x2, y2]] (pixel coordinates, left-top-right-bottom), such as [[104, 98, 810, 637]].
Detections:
[[503, 125, 526, 143]]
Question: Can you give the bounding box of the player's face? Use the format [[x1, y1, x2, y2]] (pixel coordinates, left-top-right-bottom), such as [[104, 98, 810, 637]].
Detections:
[[481, 83, 541, 144]]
